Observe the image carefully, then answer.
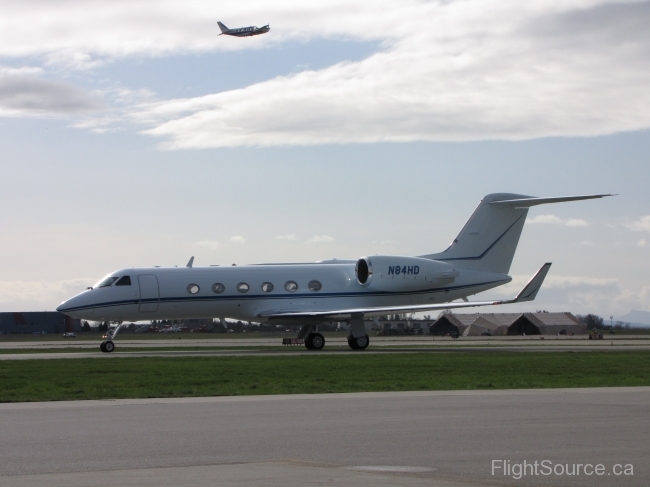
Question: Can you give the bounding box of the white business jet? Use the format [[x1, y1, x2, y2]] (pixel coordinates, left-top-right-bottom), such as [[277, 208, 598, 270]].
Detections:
[[57, 193, 610, 353]]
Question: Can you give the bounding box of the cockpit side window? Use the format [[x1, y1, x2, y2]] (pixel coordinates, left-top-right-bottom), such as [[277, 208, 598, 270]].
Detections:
[[115, 276, 132, 286], [97, 276, 119, 288]]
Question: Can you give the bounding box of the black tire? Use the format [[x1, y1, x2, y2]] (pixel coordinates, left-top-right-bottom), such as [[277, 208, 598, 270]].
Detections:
[[349, 334, 369, 350], [100, 342, 107, 352], [304, 335, 314, 350], [309, 333, 325, 350], [104, 341, 115, 353]]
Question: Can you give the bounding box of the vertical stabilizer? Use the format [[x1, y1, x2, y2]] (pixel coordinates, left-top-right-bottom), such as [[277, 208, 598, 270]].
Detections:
[[421, 193, 611, 274], [422, 194, 529, 274], [217, 21, 229, 33]]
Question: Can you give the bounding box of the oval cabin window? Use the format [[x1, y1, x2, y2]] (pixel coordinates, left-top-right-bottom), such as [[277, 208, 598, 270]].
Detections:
[[284, 281, 298, 292], [261, 282, 274, 292], [237, 282, 250, 293], [212, 283, 225, 294], [308, 280, 322, 292], [187, 284, 200, 294]]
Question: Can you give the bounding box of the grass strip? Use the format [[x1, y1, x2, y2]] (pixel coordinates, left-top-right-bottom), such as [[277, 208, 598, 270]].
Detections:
[[1, 351, 649, 403]]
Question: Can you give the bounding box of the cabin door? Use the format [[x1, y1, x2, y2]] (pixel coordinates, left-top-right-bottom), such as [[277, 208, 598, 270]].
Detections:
[[138, 275, 159, 312]]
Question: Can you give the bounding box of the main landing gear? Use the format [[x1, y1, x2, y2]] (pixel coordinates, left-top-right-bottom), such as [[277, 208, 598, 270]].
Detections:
[[297, 325, 325, 350], [305, 332, 325, 350], [347, 334, 370, 350], [297, 320, 370, 351], [346, 317, 369, 350], [100, 322, 123, 353]]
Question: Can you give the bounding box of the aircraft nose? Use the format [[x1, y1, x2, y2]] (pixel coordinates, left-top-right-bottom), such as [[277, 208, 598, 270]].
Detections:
[[57, 300, 71, 313], [57, 293, 84, 314]]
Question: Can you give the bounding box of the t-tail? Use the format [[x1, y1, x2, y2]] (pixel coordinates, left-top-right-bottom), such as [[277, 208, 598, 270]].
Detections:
[[217, 21, 229, 34], [421, 193, 612, 274]]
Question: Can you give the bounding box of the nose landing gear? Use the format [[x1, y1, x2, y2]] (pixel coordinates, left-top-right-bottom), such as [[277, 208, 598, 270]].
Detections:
[[99, 323, 122, 353]]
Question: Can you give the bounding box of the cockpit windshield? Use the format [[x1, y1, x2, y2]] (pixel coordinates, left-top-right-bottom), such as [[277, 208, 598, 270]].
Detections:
[[96, 276, 119, 288]]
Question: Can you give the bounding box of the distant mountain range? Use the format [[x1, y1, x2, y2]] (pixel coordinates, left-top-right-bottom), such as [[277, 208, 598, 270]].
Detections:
[[614, 310, 650, 327]]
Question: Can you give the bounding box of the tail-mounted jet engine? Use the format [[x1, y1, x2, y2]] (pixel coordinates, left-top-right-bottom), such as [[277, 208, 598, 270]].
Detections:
[[355, 255, 458, 292]]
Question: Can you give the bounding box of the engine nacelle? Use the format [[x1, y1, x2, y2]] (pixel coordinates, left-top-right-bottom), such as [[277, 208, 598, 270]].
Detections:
[[355, 255, 458, 291]]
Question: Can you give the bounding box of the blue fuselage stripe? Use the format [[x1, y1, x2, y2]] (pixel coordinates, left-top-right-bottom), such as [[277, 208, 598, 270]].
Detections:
[[58, 279, 508, 313]]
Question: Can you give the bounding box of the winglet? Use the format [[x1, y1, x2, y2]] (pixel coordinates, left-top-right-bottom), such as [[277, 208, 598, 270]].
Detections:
[[186, 256, 194, 268], [512, 263, 552, 302]]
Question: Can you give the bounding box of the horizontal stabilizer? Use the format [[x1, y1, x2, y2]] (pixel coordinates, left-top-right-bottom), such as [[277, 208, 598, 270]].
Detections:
[[489, 194, 613, 208]]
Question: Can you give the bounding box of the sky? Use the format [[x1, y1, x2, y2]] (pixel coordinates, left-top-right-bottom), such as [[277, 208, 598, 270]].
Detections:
[[0, 0, 649, 319]]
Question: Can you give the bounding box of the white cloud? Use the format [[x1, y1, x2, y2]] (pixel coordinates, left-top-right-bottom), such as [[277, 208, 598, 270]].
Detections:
[[0, 65, 43, 76], [196, 239, 219, 249], [625, 215, 650, 232], [0, 278, 96, 312], [488, 273, 650, 316], [527, 214, 588, 227], [543, 275, 619, 289], [306, 235, 335, 244], [491, 273, 619, 297], [1, 1, 649, 144], [274, 234, 298, 241], [137, 0, 650, 148], [638, 239, 647, 247], [230, 236, 246, 244]]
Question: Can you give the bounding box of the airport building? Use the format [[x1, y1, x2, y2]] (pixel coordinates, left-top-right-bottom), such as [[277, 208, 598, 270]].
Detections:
[[0, 312, 81, 335], [429, 312, 587, 336]]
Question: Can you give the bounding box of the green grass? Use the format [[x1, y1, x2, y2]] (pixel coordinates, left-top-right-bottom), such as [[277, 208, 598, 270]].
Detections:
[[1, 352, 650, 402]]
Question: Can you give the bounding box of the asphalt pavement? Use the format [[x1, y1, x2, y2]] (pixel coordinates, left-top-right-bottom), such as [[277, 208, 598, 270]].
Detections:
[[1, 388, 647, 487]]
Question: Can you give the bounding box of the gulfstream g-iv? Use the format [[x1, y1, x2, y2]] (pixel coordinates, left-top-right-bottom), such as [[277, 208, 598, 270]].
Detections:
[[57, 193, 611, 353]]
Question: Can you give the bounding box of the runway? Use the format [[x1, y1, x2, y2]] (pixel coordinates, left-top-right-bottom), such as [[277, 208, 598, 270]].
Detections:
[[2, 335, 650, 360], [3, 345, 650, 360], [1, 388, 647, 486], [3, 335, 648, 350]]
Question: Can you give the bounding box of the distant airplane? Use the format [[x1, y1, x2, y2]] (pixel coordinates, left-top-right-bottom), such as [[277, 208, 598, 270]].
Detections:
[[57, 192, 611, 353], [218, 21, 269, 37]]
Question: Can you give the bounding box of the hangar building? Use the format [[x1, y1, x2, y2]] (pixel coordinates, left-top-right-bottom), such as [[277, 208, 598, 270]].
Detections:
[[0, 312, 81, 334], [430, 312, 587, 336]]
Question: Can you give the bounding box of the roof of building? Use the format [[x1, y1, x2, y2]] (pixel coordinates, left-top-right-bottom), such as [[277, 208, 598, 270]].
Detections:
[[433, 312, 587, 335]]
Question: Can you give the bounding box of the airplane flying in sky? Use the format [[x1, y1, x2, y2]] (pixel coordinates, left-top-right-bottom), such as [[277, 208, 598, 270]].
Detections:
[[217, 21, 269, 37], [57, 192, 611, 353]]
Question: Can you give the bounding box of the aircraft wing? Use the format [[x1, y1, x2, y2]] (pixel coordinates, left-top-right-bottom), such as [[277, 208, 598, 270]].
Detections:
[[260, 263, 551, 321], [252, 25, 269, 35]]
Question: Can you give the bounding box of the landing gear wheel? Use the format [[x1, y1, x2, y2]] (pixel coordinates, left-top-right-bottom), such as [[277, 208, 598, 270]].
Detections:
[[99, 342, 106, 352], [308, 333, 325, 350], [103, 341, 115, 353], [305, 332, 325, 350], [347, 334, 369, 350]]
